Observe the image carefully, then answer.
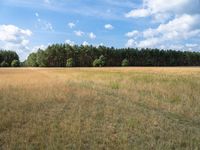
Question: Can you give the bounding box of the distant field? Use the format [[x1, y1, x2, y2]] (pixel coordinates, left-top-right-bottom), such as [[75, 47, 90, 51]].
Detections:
[[0, 67, 200, 149]]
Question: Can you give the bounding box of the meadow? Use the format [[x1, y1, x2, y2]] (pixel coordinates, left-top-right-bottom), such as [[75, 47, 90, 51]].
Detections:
[[0, 67, 200, 149]]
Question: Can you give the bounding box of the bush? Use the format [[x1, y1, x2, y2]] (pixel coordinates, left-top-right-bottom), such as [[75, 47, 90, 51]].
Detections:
[[1, 61, 9, 67], [122, 59, 129, 67], [93, 55, 106, 67], [11, 60, 20, 67], [93, 59, 101, 67], [66, 58, 74, 67]]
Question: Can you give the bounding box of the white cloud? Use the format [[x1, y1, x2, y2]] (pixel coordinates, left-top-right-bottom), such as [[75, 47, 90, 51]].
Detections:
[[149, 14, 200, 42], [0, 24, 32, 60], [82, 41, 89, 46], [153, 13, 172, 23], [65, 39, 75, 46], [68, 22, 75, 28], [125, 0, 200, 22], [125, 9, 150, 18], [137, 38, 160, 48], [125, 30, 139, 38], [104, 24, 114, 30], [140, 15, 200, 47], [0, 25, 32, 43], [74, 30, 84, 37], [145, 0, 200, 15], [143, 28, 157, 38], [125, 39, 137, 48], [125, 0, 200, 50], [88, 32, 96, 39]]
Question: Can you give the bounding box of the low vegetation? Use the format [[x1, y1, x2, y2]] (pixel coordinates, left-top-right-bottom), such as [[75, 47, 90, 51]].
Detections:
[[0, 68, 200, 149]]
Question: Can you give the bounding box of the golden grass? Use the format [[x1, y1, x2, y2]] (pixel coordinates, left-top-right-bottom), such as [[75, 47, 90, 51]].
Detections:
[[0, 67, 200, 149]]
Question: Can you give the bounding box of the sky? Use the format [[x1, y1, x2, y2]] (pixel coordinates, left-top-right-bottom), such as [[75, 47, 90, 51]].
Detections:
[[0, 0, 200, 60]]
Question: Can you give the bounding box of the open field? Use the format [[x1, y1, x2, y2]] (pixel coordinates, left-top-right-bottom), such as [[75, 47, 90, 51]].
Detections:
[[0, 67, 200, 149]]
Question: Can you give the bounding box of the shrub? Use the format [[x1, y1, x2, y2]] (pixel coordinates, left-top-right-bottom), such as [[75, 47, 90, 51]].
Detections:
[[11, 60, 20, 67], [66, 58, 74, 67], [93, 59, 101, 67], [122, 59, 129, 67], [93, 55, 106, 67]]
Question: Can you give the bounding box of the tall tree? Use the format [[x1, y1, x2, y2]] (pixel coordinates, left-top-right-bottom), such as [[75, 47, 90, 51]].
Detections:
[[24, 44, 200, 67]]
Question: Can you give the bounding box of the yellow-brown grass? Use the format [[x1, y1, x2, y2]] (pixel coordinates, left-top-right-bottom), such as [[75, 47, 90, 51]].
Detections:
[[0, 67, 200, 149]]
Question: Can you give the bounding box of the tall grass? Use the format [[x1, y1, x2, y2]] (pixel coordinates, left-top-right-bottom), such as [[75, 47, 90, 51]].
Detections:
[[0, 67, 200, 149]]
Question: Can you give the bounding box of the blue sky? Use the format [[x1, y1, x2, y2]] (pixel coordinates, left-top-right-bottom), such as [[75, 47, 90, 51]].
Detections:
[[0, 0, 200, 60]]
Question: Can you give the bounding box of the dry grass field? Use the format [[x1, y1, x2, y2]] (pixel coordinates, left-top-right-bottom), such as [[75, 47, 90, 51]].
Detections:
[[0, 67, 200, 149]]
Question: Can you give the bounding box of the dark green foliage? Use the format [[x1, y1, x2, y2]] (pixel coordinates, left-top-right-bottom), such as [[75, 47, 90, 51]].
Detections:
[[66, 58, 74, 67], [122, 59, 129, 66], [0, 50, 20, 67], [23, 44, 200, 67], [37, 49, 47, 67], [26, 53, 38, 67], [99, 55, 106, 66], [11, 60, 20, 67]]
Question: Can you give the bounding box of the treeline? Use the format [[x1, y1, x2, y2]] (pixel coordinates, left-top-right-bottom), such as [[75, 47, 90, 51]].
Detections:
[[1, 44, 200, 67], [25, 44, 200, 67], [0, 50, 20, 67]]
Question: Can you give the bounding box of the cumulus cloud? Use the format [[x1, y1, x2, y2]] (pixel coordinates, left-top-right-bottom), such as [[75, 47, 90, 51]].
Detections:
[[125, 30, 139, 38], [74, 30, 84, 37], [125, 39, 137, 48], [0, 24, 32, 60], [126, 14, 200, 48], [125, 0, 200, 51], [65, 39, 75, 46], [137, 38, 160, 48], [125, 9, 149, 18], [0, 25, 32, 45], [82, 41, 89, 46], [137, 14, 200, 48], [104, 24, 114, 30], [88, 32, 96, 39], [68, 22, 75, 28], [125, 0, 200, 21]]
